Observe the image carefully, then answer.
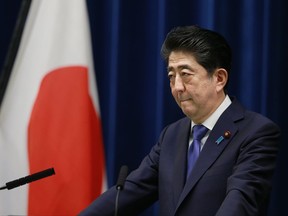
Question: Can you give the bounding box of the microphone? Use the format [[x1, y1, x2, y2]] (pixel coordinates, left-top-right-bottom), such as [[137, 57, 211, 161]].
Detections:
[[115, 165, 128, 216], [116, 165, 128, 190], [0, 168, 55, 190]]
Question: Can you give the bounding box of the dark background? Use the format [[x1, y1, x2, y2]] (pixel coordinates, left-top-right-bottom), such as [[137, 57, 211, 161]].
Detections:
[[1, 0, 287, 215]]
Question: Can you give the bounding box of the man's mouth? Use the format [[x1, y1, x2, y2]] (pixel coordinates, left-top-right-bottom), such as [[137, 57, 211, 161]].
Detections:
[[179, 98, 191, 102], [179, 98, 191, 103]]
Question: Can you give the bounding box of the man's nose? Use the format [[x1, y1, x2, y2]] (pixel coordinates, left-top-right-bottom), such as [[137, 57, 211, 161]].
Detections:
[[174, 75, 185, 91]]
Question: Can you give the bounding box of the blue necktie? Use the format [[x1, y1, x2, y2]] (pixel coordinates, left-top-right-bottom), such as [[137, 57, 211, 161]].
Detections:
[[186, 125, 208, 179]]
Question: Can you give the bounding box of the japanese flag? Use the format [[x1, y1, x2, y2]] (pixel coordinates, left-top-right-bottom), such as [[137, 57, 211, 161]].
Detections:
[[0, 0, 106, 214]]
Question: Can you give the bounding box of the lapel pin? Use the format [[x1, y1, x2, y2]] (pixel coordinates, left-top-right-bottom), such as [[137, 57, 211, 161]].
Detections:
[[216, 131, 231, 145], [224, 131, 231, 139], [215, 136, 224, 145]]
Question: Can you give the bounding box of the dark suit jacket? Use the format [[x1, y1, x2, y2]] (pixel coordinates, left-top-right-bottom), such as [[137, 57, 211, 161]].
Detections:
[[79, 97, 280, 216]]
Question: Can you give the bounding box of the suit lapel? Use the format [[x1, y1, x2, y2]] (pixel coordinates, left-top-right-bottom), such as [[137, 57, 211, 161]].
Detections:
[[171, 118, 191, 207]]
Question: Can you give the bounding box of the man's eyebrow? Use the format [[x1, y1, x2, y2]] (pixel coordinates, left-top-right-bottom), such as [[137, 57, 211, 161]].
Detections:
[[167, 64, 192, 72]]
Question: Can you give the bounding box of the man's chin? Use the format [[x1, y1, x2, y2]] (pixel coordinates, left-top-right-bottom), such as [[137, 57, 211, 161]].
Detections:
[[181, 108, 193, 118]]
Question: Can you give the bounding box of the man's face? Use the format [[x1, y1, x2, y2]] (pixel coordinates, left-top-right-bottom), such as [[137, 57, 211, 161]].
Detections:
[[168, 51, 226, 123]]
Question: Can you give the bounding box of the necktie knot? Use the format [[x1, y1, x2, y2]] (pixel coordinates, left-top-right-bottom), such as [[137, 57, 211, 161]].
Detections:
[[193, 124, 208, 141]]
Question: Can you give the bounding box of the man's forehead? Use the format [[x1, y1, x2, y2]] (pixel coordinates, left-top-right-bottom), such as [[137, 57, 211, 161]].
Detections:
[[168, 52, 197, 68]]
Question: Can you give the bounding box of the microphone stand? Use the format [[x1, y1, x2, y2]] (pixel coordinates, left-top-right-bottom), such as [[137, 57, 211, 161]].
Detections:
[[114, 165, 128, 216], [115, 185, 121, 216]]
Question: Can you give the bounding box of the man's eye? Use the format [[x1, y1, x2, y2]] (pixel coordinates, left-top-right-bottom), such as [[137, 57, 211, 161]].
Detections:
[[168, 73, 175, 79], [181, 72, 190, 76]]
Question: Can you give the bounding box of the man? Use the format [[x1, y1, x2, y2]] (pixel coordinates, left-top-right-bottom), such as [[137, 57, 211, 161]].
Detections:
[[79, 26, 280, 216]]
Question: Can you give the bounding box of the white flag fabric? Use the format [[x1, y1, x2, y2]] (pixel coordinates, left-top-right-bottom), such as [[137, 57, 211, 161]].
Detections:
[[0, 0, 106, 214]]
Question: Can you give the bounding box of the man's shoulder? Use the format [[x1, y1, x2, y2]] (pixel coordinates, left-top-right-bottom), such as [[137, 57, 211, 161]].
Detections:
[[228, 96, 280, 132]]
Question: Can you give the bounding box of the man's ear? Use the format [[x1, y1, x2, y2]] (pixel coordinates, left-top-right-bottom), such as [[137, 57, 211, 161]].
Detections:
[[214, 68, 228, 92]]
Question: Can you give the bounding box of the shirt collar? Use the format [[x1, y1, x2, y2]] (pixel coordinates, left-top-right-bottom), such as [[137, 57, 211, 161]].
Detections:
[[191, 95, 232, 131]]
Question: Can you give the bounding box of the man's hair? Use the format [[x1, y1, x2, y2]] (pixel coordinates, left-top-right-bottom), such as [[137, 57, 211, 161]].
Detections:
[[161, 25, 232, 75]]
